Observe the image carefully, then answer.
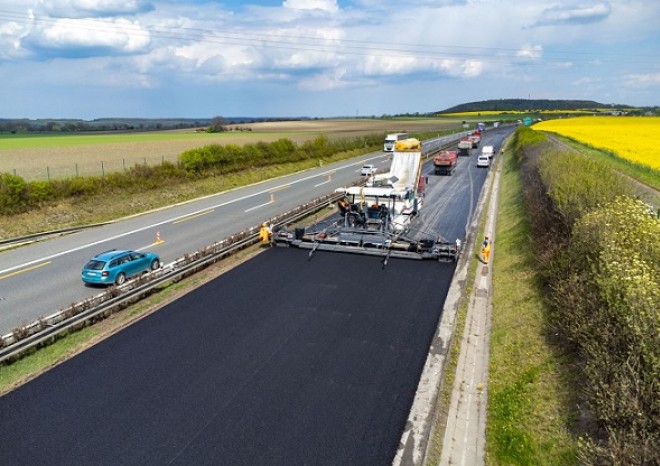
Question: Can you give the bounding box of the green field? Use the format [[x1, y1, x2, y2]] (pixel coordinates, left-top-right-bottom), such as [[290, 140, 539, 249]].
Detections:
[[0, 131, 232, 148], [0, 118, 462, 181]]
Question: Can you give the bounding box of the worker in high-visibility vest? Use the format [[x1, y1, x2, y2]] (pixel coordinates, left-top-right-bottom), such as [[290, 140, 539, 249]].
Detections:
[[481, 236, 491, 263], [259, 222, 273, 246]]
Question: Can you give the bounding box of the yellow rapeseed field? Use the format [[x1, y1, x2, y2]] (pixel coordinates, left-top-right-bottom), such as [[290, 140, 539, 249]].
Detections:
[[533, 116, 660, 171]]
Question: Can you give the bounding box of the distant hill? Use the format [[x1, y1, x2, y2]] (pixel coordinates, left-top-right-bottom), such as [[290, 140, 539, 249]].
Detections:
[[437, 99, 628, 114]]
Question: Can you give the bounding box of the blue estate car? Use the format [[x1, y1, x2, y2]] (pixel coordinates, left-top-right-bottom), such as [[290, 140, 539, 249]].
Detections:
[[82, 249, 160, 286]]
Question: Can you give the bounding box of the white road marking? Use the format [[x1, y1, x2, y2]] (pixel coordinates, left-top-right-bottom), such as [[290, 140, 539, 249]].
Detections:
[[0, 159, 382, 277]]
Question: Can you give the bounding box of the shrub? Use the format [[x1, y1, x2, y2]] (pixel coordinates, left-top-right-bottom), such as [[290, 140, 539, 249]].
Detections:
[[0, 172, 29, 214], [538, 151, 633, 231], [59, 176, 102, 197], [514, 135, 660, 465], [28, 180, 54, 204], [559, 198, 660, 465]]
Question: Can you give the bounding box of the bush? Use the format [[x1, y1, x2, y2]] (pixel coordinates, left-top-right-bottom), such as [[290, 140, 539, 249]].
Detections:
[[538, 151, 633, 232], [27, 181, 54, 204], [0, 172, 29, 213], [514, 136, 660, 465], [177, 134, 382, 175], [58, 176, 102, 197], [560, 198, 660, 465]]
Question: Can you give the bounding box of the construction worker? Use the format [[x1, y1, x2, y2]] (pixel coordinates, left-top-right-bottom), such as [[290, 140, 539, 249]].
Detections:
[[259, 222, 273, 247], [481, 235, 491, 263]]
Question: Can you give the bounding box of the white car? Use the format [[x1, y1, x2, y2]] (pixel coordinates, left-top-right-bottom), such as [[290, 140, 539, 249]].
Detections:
[[360, 164, 376, 176], [477, 155, 490, 167]]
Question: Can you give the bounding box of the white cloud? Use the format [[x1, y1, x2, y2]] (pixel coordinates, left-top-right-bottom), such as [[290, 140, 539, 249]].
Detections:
[[0, 0, 658, 118], [25, 17, 151, 55], [534, 2, 611, 26], [299, 68, 349, 90], [626, 72, 660, 87], [460, 60, 483, 78], [363, 55, 423, 76], [283, 0, 339, 13], [549, 61, 573, 69], [0, 18, 28, 59], [362, 54, 484, 79], [38, 0, 154, 18], [572, 77, 601, 86], [516, 44, 543, 61]]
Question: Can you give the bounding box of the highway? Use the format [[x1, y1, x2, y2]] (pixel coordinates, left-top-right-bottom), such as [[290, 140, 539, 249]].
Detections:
[[0, 131, 473, 336], [0, 128, 513, 465], [0, 150, 384, 335]]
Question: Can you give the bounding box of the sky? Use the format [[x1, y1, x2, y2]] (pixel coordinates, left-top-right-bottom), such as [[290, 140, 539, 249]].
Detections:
[[0, 0, 658, 119]]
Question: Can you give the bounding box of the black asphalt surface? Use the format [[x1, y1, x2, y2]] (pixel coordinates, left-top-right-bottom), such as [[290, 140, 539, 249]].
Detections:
[[0, 248, 455, 466]]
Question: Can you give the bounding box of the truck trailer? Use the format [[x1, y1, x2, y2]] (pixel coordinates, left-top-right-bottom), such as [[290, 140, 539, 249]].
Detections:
[[457, 138, 472, 156], [433, 150, 458, 175], [469, 130, 481, 148]]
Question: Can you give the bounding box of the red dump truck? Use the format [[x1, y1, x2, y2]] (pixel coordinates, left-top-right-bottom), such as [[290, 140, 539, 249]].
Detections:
[[469, 130, 481, 148], [433, 150, 458, 175], [457, 138, 472, 156]]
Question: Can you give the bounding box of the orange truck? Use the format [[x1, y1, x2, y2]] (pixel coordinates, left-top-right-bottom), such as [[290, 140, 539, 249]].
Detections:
[[457, 138, 472, 156], [469, 130, 481, 148], [433, 150, 458, 175]]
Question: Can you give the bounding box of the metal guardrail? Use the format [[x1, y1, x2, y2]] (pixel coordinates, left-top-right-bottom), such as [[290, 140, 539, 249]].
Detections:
[[0, 132, 468, 364], [0, 192, 343, 364]]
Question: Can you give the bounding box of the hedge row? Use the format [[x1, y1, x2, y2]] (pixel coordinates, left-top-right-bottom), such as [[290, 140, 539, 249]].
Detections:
[[0, 134, 383, 215], [178, 134, 382, 174], [0, 162, 190, 215], [514, 127, 659, 465]]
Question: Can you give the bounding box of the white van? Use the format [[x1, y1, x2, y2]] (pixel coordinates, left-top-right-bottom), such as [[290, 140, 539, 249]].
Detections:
[[482, 145, 494, 159]]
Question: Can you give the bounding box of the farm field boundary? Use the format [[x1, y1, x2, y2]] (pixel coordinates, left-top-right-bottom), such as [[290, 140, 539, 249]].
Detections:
[[533, 115, 660, 172], [0, 119, 461, 181]]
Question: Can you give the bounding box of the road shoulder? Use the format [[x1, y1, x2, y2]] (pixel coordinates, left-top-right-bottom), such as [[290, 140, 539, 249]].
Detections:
[[393, 150, 502, 466]]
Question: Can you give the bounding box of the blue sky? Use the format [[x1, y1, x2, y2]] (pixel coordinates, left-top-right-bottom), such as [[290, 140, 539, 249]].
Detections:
[[0, 0, 658, 119]]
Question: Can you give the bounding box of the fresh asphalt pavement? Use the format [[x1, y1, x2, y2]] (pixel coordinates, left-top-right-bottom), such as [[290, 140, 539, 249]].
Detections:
[[0, 128, 513, 464], [0, 248, 455, 465]]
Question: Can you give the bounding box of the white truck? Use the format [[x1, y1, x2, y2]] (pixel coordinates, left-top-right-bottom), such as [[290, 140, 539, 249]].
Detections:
[[383, 133, 408, 152]]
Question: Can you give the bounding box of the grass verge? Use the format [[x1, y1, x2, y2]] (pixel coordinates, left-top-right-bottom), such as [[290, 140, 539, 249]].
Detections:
[[486, 147, 578, 465]]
